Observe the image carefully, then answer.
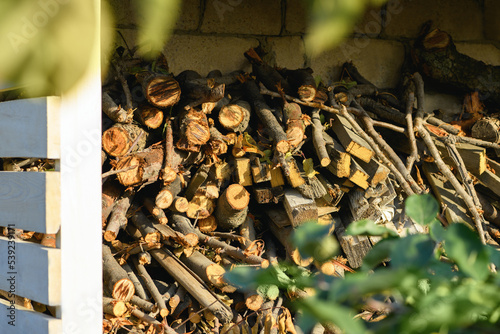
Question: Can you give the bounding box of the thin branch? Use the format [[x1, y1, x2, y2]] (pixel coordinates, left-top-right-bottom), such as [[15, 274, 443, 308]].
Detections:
[[405, 92, 418, 172]]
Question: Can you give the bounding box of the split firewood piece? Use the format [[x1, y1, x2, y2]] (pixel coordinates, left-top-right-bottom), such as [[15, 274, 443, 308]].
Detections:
[[413, 27, 500, 105], [186, 192, 216, 220], [115, 146, 164, 187], [103, 297, 128, 317], [333, 214, 372, 269], [102, 92, 133, 123], [131, 256, 170, 318], [185, 164, 210, 200], [354, 156, 390, 187], [156, 175, 182, 209], [130, 295, 156, 314], [244, 47, 290, 94], [102, 123, 148, 157], [270, 166, 286, 188], [180, 251, 236, 293], [348, 158, 370, 190], [471, 117, 500, 143], [176, 108, 211, 152], [283, 188, 318, 228], [122, 262, 148, 300], [130, 211, 161, 243], [149, 248, 233, 323], [311, 109, 331, 167], [144, 197, 168, 225], [433, 139, 486, 175], [244, 79, 290, 154], [285, 158, 306, 188], [102, 244, 135, 301], [104, 190, 134, 242], [323, 132, 351, 178], [176, 70, 225, 109], [219, 100, 251, 133], [253, 187, 277, 204], [235, 157, 253, 186], [347, 188, 383, 223], [317, 174, 344, 206], [266, 208, 313, 266], [102, 180, 122, 225], [330, 113, 374, 163], [213, 160, 233, 188], [215, 184, 250, 230], [135, 103, 164, 129], [170, 213, 265, 264], [251, 157, 271, 183], [140, 74, 181, 109], [278, 68, 317, 102]]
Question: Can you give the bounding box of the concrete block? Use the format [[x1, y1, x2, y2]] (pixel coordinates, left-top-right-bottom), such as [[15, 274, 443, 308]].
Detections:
[[201, 0, 281, 35], [352, 6, 384, 37], [424, 92, 462, 122], [383, 0, 482, 40], [309, 38, 405, 88], [163, 34, 257, 75], [268, 36, 306, 69], [108, 0, 137, 27], [484, 0, 500, 41], [285, 0, 308, 34], [175, 0, 201, 31], [456, 43, 500, 66]]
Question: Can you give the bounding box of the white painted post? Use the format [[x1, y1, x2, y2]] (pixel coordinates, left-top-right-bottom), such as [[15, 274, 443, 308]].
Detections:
[[59, 0, 102, 332]]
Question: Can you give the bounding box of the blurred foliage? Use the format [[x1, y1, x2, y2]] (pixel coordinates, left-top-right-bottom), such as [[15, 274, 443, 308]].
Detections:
[[0, 0, 387, 96], [225, 194, 500, 333]]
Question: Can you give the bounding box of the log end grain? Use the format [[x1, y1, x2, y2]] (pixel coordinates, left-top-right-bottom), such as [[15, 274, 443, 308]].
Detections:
[[116, 156, 143, 186], [145, 76, 181, 108], [298, 85, 317, 102], [112, 278, 135, 301], [225, 184, 250, 211]]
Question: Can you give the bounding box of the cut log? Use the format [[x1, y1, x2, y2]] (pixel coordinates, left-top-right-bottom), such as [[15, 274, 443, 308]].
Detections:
[[244, 48, 290, 94], [215, 184, 250, 230], [102, 244, 135, 301], [219, 100, 251, 133], [155, 175, 182, 209], [102, 180, 122, 225], [270, 166, 286, 188], [135, 103, 164, 129], [169, 196, 189, 213], [198, 215, 218, 233], [102, 123, 148, 157], [176, 70, 226, 108], [144, 197, 168, 225], [285, 158, 306, 188], [141, 74, 181, 108], [186, 192, 215, 220], [311, 109, 330, 167], [471, 117, 500, 143], [354, 156, 390, 187], [283, 188, 318, 227], [103, 297, 127, 317], [253, 187, 275, 204], [185, 165, 210, 200], [130, 211, 161, 243], [115, 146, 163, 187], [122, 262, 148, 300], [251, 158, 271, 183], [180, 251, 235, 292], [278, 68, 317, 102], [348, 158, 370, 190], [176, 108, 211, 152], [330, 114, 374, 163], [130, 295, 156, 314], [104, 190, 134, 242]]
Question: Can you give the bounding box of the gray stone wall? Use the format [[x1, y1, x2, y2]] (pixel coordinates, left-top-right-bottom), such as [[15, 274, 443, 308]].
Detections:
[[110, 0, 500, 96]]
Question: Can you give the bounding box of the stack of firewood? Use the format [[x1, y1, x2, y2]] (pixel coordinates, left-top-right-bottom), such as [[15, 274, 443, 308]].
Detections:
[[100, 27, 500, 334]]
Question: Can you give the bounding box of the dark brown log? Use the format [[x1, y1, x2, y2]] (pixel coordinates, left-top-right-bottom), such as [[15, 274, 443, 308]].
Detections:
[[135, 103, 164, 129], [141, 74, 181, 108], [115, 146, 164, 187], [103, 297, 127, 317], [219, 100, 251, 133], [215, 184, 250, 230], [244, 48, 290, 94], [102, 244, 135, 301], [102, 92, 133, 123], [471, 117, 500, 143], [104, 190, 134, 242], [102, 123, 148, 157], [413, 27, 500, 106], [244, 79, 290, 154], [176, 108, 211, 152], [176, 70, 226, 108], [278, 68, 317, 102]]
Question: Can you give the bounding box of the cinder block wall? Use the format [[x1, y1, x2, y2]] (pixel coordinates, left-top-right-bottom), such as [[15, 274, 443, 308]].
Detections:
[[111, 0, 500, 106]]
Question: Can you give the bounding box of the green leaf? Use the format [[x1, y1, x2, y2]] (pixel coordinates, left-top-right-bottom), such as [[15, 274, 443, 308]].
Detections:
[[361, 238, 394, 269], [291, 222, 338, 262], [136, 0, 181, 58], [346, 219, 399, 238], [443, 223, 490, 281], [297, 297, 366, 334], [429, 219, 446, 242], [390, 234, 435, 269], [303, 158, 319, 179], [256, 284, 280, 300], [224, 266, 259, 288], [405, 194, 439, 225]]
